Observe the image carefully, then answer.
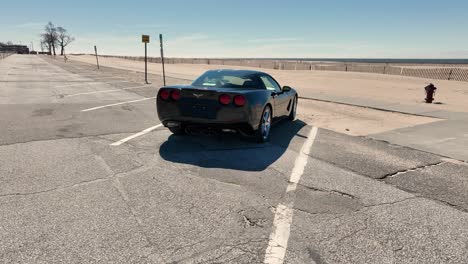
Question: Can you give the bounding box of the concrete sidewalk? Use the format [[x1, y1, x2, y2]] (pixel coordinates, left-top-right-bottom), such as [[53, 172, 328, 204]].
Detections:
[[301, 92, 468, 162]]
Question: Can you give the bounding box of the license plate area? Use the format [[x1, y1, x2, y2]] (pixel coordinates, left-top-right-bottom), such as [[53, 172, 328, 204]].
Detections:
[[192, 104, 208, 111], [181, 103, 216, 119]]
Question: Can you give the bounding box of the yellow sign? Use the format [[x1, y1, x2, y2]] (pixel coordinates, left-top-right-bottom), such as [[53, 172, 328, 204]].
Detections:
[[142, 35, 150, 43]]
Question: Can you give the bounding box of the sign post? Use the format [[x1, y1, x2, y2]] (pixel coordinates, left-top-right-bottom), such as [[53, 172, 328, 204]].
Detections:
[[142, 35, 150, 84], [94, 45, 100, 70], [159, 34, 166, 86]]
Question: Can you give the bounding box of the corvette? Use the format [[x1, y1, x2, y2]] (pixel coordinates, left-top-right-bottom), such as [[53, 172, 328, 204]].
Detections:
[[156, 69, 298, 142]]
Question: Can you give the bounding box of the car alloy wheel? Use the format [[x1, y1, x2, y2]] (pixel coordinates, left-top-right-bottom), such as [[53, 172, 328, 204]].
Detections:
[[289, 96, 297, 120], [261, 106, 271, 141]]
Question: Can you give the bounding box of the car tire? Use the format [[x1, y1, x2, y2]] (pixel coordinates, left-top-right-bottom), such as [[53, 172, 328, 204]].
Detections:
[[255, 105, 272, 143], [288, 96, 297, 121], [168, 126, 186, 135]]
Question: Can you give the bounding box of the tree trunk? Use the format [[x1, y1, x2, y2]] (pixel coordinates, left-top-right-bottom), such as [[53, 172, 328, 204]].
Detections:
[[60, 45, 64, 56], [52, 42, 56, 56]]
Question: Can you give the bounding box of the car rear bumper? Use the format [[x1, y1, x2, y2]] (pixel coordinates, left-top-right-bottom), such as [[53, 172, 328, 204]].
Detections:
[[163, 120, 255, 134], [157, 99, 259, 131]]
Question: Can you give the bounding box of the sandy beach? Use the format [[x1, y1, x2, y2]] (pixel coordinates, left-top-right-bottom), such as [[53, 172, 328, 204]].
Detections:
[[69, 55, 468, 113]]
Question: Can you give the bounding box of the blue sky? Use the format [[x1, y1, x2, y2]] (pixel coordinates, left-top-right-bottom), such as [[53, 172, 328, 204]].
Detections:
[[1, 0, 468, 58]]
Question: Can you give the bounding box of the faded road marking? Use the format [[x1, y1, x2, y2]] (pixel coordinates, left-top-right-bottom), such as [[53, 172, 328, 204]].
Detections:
[[264, 126, 318, 264], [110, 124, 163, 146], [65, 85, 152, 97], [54, 80, 130, 88], [81, 97, 156, 112]]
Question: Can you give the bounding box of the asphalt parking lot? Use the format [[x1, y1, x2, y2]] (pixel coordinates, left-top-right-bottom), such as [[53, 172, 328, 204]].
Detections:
[[1, 55, 468, 264]]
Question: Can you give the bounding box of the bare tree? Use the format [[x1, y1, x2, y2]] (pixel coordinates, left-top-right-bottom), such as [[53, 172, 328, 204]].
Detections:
[[40, 33, 53, 55], [43, 22, 58, 55], [56, 27, 75, 56]]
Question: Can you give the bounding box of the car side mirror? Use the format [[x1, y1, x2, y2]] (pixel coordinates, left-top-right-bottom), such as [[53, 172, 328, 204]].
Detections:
[[282, 86, 292, 92]]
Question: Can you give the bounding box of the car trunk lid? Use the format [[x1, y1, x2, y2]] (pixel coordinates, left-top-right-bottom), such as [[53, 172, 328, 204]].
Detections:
[[162, 85, 253, 119]]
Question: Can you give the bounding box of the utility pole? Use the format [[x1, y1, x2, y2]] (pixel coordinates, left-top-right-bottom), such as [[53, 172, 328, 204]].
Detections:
[[142, 35, 150, 84], [145, 41, 148, 84], [94, 46, 100, 70], [160, 34, 166, 86]]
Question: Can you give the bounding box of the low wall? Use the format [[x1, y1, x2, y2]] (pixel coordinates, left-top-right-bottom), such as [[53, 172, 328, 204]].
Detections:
[[0, 52, 14, 60], [96, 55, 468, 82]]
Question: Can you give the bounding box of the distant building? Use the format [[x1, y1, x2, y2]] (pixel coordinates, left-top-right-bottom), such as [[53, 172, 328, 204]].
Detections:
[[0, 43, 30, 54]]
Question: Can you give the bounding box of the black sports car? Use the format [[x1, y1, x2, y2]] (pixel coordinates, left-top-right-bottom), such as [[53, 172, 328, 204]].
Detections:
[[156, 69, 298, 142]]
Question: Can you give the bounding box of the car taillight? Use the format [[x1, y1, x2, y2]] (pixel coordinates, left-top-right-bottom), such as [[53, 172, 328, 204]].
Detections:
[[171, 90, 181, 101], [234, 95, 246, 106], [159, 89, 170, 100], [219, 94, 231, 105]]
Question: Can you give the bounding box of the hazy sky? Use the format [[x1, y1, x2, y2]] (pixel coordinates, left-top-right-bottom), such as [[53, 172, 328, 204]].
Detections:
[[1, 0, 468, 58]]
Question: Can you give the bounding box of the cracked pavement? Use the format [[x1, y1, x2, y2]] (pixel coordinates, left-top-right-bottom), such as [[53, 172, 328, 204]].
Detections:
[[1, 55, 468, 263]]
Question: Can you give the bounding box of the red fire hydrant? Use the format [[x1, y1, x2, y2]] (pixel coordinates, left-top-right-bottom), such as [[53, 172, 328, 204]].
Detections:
[[424, 83, 437, 103]]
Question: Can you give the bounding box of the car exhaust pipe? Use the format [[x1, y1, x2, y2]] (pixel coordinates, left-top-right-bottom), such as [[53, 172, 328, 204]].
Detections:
[[222, 129, 236, 133], [185, 127, 235, 136], [166, 121, 181, 128]]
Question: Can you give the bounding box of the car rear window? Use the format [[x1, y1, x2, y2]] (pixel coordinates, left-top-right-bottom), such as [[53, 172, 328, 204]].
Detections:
[[192, 71, 262, 89]]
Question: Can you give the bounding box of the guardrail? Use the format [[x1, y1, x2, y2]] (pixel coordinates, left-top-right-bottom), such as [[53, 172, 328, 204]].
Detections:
[[86, 54, 468, 82]]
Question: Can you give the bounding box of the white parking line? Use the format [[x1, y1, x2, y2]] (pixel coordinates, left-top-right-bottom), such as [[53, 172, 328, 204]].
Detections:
[[81, 97, 156, 112], [65, 85, 152, 97], [110, 124, 163, 146], [264, 126, 318, 264], [55, 80, 130, 88]]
